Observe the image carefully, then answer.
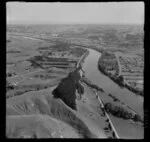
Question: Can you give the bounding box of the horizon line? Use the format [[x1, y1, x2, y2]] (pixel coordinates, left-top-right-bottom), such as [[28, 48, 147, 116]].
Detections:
[[7, 22, 144, 25]]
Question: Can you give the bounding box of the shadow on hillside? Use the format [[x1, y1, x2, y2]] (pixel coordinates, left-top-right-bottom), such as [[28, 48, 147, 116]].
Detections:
[[52, 68, 84, 110]]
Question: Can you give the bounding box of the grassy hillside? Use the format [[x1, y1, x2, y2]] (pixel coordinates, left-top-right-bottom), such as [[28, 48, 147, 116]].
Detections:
[[6, 89, 96, 138]]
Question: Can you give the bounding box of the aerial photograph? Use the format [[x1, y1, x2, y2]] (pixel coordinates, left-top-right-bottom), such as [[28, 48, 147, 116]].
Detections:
[[6, 2, 144, 139]]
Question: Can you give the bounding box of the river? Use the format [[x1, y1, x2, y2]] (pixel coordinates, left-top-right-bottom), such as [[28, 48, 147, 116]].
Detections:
[[82, 48, 144, 139]]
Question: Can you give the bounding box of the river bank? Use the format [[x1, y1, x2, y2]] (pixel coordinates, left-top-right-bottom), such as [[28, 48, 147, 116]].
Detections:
[[80, 68, 143, 123], [81, 75, 104, 93], [79, 63, 143, 139], [98, 52, 143, 96], [76, 50, 90, 68]]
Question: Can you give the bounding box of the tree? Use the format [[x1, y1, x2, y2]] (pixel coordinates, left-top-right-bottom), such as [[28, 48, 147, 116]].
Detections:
[[133, 114, 141, 122], [118, 75, 124, 82]]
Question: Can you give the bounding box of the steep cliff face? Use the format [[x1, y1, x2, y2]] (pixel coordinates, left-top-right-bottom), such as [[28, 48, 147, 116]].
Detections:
[[52, 68, 84, 110]]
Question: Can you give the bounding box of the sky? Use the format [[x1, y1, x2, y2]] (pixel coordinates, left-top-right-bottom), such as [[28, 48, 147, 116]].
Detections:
[[6, 2, 144, 25]]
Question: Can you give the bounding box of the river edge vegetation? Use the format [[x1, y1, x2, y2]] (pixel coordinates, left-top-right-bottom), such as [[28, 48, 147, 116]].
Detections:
[[80, 72, 143, 125], [104, 102, 143, 123], [98, 51, 143, 96]]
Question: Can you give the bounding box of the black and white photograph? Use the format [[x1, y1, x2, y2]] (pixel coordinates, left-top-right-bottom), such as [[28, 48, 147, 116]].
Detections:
[[6, 2, 144, 139]]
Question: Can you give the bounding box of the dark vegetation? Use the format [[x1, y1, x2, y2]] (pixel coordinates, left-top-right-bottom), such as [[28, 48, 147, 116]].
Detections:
[[28, 55, 77, 69], [6, 81, 15, 92], [87, 35, 100, 41], [28, 58, 43, 69], [124, 84, 143, 96], [33, 74, 57, 80], [98, 55, 125, 87], [82, 76, 104, 92], [98, 51, 119, 76], [52, 68, 84, 110], [108, 93, 120, 102], [30, 55, 69, 62], [37, 42, 87, 58], [7, 72, 17, 77], [6, 82, 59, 99], [7, 39, 11, 43], [7, 50, 21, 54], [69, 47, 87, 57], [50, 43, 70, 52], [104, 102, 143, 123], [76, 83, 84, 95]]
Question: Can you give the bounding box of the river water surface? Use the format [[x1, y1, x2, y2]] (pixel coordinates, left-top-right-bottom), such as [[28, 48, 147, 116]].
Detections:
[[82, 49, 143, 114]]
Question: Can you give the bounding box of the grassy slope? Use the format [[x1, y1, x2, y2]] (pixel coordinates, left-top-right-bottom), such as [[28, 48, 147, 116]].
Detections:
[[6, 114, 79, 138], [6, 86, 97, 138]]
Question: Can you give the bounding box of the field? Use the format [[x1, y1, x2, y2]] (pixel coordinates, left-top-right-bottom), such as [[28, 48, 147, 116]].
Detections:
[[118, 54, 143, 92]]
